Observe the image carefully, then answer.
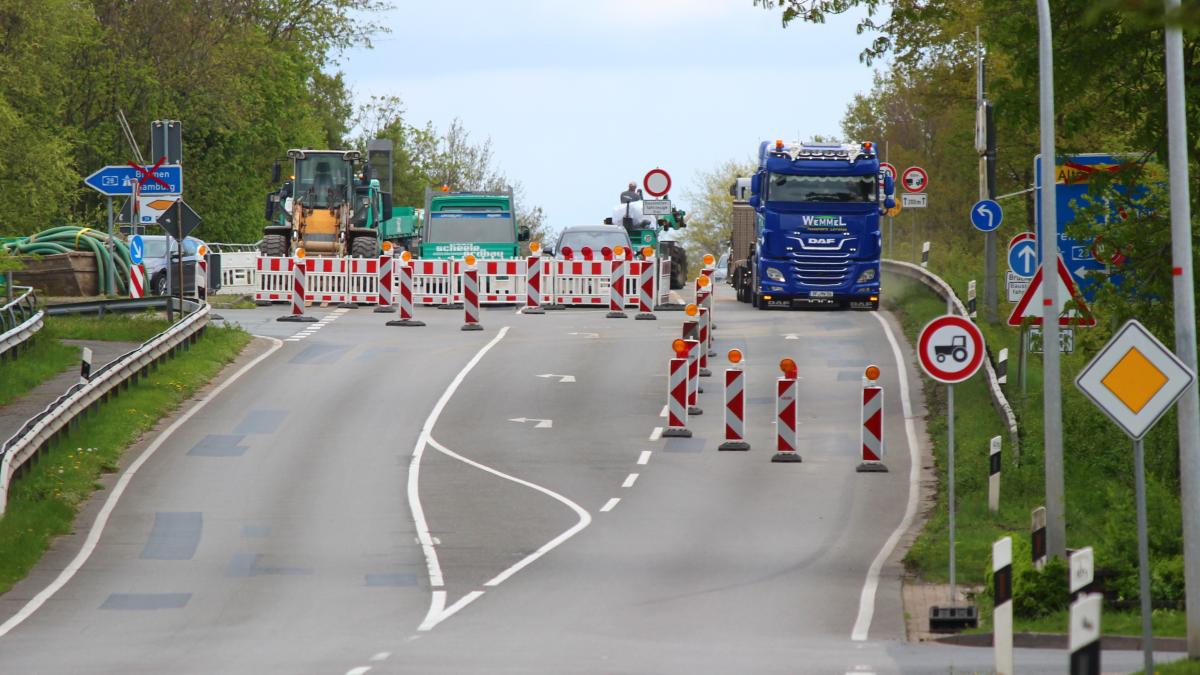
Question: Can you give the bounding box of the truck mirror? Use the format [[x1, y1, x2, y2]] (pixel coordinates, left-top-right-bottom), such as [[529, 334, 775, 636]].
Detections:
[[883, 174, 895, 196], [518, 225, 531, 241], [748, 196, 760, 209], [750, 174, 762, 196], [271, 161, 281, 184], [382, 192, 393, 214], [884, 197, 896, 210]]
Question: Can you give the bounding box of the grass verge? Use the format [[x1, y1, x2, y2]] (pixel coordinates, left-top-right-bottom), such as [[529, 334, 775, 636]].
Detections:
[[0, 323, 251, 594]]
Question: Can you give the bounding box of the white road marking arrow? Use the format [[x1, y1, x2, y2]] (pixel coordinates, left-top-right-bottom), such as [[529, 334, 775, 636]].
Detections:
[[536, 373, 576, 383], [568, 332, 599, 338], [509, 417, 553, 429], [785, 334, 800, 340]]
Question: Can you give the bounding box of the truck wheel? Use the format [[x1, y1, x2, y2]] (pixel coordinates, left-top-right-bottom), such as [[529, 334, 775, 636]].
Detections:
[[350, 235, 377, 258], [260, 234, 288, 257]]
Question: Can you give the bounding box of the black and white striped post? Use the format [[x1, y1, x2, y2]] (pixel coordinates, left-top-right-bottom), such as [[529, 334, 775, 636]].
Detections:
[[1070, 546, 1095, 602], [993, 536, 1013, 675], [1032, 506, 1048, 571], [79, 347, 92, 385], [988, 435, 1001, 512], [920, 241, 930, 268], [967, 279, 977, 319], [997, 347, 1009, 386], [1069, 593, 1102, 675]]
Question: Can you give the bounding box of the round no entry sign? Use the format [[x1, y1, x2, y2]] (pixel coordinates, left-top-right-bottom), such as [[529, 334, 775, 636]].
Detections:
[[918, 315, 985, 383], [643, 169, 671, 198]]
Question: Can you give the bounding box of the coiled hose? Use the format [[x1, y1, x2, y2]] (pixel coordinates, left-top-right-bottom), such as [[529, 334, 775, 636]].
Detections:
[[1, 226, 133, 294]]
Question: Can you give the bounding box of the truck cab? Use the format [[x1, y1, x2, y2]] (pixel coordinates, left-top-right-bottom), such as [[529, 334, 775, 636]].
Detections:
[[746, 140, 894, 310], [419, 187, 529, 260]]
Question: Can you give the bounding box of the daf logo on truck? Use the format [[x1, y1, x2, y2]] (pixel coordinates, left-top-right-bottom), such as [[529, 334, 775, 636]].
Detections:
[[800, 215, 846, 228], [807, 238, 837, 245]]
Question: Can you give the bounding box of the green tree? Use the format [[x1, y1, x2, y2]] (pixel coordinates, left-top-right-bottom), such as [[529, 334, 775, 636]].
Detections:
[[680, 158, 756, 261]]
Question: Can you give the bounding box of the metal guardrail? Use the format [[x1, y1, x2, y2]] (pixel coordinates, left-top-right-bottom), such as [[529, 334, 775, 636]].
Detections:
[[44, 296, 201, 316], [882, 259, 1021, 455], [0, 304, 211, 514], [205, 242, 259, 253], [0, 285, 43, 359]]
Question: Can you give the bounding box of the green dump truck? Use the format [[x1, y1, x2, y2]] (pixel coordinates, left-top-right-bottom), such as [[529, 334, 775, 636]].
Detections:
[[419, 187, 530, 260]]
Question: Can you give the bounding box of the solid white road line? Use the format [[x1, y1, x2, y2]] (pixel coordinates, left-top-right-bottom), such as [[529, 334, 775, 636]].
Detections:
[[0, 336, 285, 639], [622, 473, 639, 488], [850, 312, 922, 642], [659, 405, 668, 418], [648, 427, 662, 441], [637, 451, 651, 465], [409, 328, 510, 595], [428, 437, 591, 589], [369, 652, 390, 661], [419, 590, 484, 632], [346, 667, 371, 675], [600, 498, 620, 512]]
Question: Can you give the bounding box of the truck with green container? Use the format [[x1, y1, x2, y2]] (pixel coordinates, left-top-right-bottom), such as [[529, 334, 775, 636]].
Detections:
[[419, 187, 530, 260]]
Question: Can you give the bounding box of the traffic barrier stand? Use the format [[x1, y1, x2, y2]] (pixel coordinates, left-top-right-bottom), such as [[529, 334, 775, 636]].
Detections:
[[477, 258, 527, 304], [664, 340, 692, 437], [856, 364, 887, 472], [719, 349, 750, 451], [654, 257, 682, 311], [129, 263, 145, 299], [196, 246, 208, 300], [278, 250, 317, 323], [772, 358, 801, 463], [993, 536, 1014, 675], [685, 338, 702, 416], [409, 259, 460, 306], [552, 258, 609, 307], [634, 252, 656, 320], [256, 255, 292, 304], [337, 253, 358, 308], [698, 306, 712, 377], [523, 243, 546, 314], [682, 315, 704, 393], [374, 249, 396, 313], [606, 248, 628, 318], [461, 256, 483, 331], [387, 252, 425, 327]]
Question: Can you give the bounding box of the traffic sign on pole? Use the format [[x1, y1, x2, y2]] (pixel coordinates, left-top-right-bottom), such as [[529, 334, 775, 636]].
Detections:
[[157, 199, 202, 241], [901, 166, 929, 193], [643, 169, 671, 198], [1008, 232, 1038, 278], [1007, 256, 1096, 327], [129, 235, 144, 265], [971, 199, 1003, 232], [879, 162, 897, 182], [918, 315, 985, 384], [84, 164, 182, 196]]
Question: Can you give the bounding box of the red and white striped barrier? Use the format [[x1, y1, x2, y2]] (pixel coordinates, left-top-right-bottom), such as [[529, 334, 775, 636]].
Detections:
[[773, 359, 801, 463], [374, 253, 396, 313], [386, 255, 425, 328], [461, 261, 483, 331], [607, 255, 628, 319], [857, 365, 887, 472], [196, 248, 208, 300], [633, 260, 656, 320], [663, 348, 692, 438], [129, 263, 145, 299], [256, 255, 379, 305], [524, 251, 546, 314], [720, 349, 749, 451], [685, 338, 702, 416], [410, 259, 459, 306], [552, 259, 610, 306], [698, 306, 712, 376], [476, 258, 527, 304], [278, 253, 317, 323]]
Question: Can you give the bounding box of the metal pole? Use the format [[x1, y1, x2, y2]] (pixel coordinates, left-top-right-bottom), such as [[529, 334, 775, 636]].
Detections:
[[911, 211, 917, 263], [948, 382, 957, 604], [1164, 0, 1200, 655], [978, 27, 998, 322], [1020, 326, 1028, 395], [106, 196, 115, 296], [5, 271, 12, 304], [1134, 437, 1154, 674], [1036, 0, 1066, 561]]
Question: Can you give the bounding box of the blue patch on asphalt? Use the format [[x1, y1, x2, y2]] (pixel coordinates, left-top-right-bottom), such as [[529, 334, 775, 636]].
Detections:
[[187, 434, 247, 457], [365, 573, 417, 587], [287, 344, 350, 365], [100, 593, 191, 610], [225, 553, 312, 577], [141, 512, 202, 560], [233, 410, 287, 434]]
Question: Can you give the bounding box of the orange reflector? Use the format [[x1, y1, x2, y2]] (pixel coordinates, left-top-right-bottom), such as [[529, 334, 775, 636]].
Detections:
[[440, 184, 450, 192], [697, 275, 710, 288], [529, 241, 541, 254], [728, 348, 743, 364], [642, 246, 654, 258], [703, 253, 715, 266], [295, 247, 306, 259], [685, 303, 698, 316], [865, 364, 880, 381], [464, 254, 477, 267], [780, 358, 797, 377], [382, 241, 394, 252], [400, 250, 412, 262], [672, 338, 688, 356], [197, 245, 207, 257], [614, 245, 625, 258]]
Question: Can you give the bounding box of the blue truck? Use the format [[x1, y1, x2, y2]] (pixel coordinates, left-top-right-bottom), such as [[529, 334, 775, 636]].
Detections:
[[734, 140, 894, 310]]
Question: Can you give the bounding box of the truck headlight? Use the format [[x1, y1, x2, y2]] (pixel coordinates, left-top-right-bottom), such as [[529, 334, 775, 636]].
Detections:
[[857, 268, 877, 283], [766, 267, 785, 282]]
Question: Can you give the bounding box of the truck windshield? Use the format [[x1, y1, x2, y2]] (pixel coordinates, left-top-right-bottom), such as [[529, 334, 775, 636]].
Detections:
[[426, 214, 515, 243], [295, 156, 351, 209], [768, 173, 877, 203], [557, 230, 631, 252]]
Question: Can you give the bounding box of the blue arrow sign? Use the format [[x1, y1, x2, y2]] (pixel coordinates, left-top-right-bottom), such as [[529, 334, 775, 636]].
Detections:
[[129, 235, 144, 265], [84, 165, 182, 196], [1008, 238, 1037, 278], [970, 199, 1003, 232]]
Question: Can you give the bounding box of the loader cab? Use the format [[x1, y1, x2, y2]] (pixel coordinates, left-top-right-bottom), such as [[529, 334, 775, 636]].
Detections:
[[289, 149, 357, 210]]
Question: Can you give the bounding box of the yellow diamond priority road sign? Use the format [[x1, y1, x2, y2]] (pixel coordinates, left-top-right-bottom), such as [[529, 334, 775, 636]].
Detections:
[[1076, 320, 1195, 440]]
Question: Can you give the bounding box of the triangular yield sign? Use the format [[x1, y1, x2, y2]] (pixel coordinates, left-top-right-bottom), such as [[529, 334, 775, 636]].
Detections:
[[1007, 256, 1096, 326]]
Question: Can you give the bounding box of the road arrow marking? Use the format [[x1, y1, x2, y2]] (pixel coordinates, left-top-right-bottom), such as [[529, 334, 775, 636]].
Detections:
[[568, 332, 599, 338], [785, 334, 800, 340], [509, 417, 553, 429], [536, 373, 576, 383]]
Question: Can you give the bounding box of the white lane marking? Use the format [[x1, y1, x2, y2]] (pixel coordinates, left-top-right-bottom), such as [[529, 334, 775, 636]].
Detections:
[[419, 590, 484, 632], [850, 312, 922, 642], [0, 335, 285, 639], [659, 405, 668, 418], [409, 328, 509, 593], [600, 498, 620, 512], [622, 473, 639, 488], [285, 338, 301, 342], [370, 652, 390, 661], [346, 667, 371, 675], [428, 437, 592, 590], [637, 450, 651, 465], [649, 427, 662, 441]]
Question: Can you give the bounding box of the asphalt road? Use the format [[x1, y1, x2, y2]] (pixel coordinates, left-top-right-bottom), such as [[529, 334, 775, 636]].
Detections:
[[0, 290, 1179, 673]]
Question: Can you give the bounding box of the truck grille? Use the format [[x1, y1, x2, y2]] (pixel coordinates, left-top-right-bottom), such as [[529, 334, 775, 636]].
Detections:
[[789, 238, 852, 287]]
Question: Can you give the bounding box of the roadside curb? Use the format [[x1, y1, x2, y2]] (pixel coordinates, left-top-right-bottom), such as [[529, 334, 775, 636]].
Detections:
[[933, 630, 1188, 653]]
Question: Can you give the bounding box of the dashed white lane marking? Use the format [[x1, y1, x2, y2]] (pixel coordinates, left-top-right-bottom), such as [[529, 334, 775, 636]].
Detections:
[[284, 337, 302, 342], [600, 498, 620, 512], [637, 451, 651, 465], [648, 427, 662, 441], [0, 336, 285, 639], [850, 312, 922, 642], [622, 473, 639, 488], [659, 405, 668, 418], [369, 652, 390, 661], [346, 667, 371, 675]]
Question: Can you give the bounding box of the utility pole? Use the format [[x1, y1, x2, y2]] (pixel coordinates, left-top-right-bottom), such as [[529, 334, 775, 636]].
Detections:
[[1164, 0, 1200, 656], [1037, 0, 1066, 561], [977, 28, 998, 322]]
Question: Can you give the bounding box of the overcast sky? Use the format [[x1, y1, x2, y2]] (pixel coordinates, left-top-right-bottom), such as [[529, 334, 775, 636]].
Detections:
[[339, 1, 880, 234]]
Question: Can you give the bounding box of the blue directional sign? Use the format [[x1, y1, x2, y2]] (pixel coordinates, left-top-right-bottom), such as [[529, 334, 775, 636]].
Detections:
[[129, 235, 144, 265], [1034, 153, 1140, 299], [971, 199, 1003, 232], [84, 164, 182, 196], [1007, 233, 1037, 278]]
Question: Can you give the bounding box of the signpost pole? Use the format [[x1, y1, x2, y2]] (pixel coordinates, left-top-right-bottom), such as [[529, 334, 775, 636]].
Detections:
[[948, 382, 957, 605], [1133, 437, 1154, 674], [176, 201, 185, 317], [1164, 0, 1200, 655], [1037, 0, 1067, 561], [105, 197, 115, 295]]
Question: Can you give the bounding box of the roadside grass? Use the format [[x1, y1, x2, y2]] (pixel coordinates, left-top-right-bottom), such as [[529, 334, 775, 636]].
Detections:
[[45, 314, 170, 342], [0, 324, 251, 595], [207, 294, 256, 310], [1141, 658, 1200, 674]]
